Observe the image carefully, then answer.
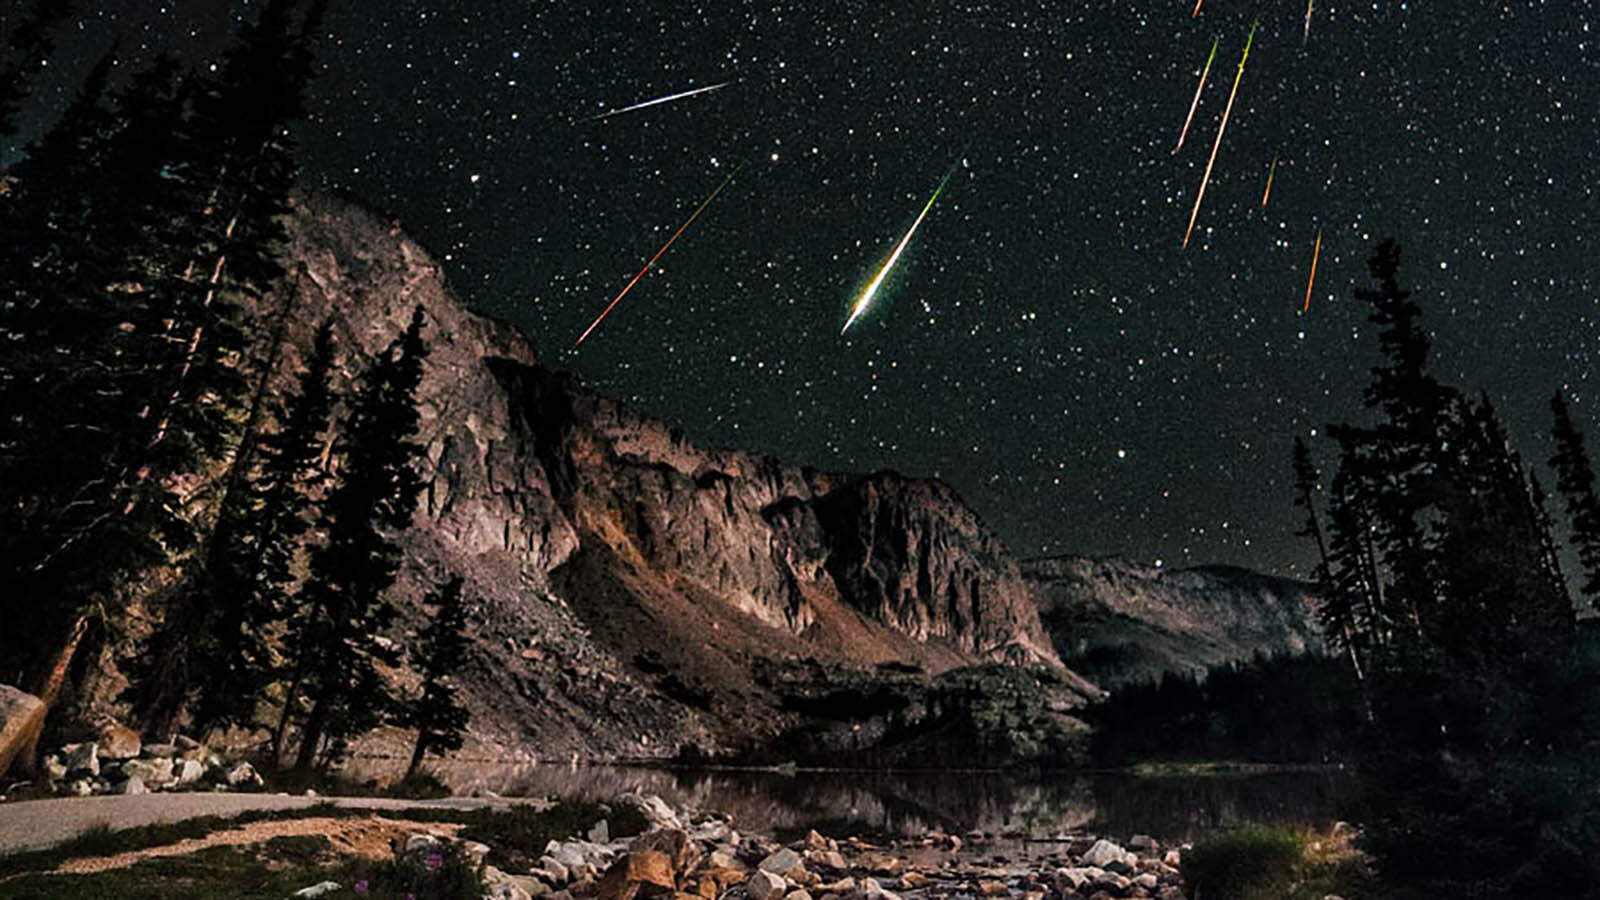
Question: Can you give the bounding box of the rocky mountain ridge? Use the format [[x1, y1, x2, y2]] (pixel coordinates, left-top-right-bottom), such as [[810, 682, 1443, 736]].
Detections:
[[260, 192, 1090, 764]]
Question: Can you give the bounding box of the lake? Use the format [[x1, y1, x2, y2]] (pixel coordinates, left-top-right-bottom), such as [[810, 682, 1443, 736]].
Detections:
[[369, 761, 1358, 843]]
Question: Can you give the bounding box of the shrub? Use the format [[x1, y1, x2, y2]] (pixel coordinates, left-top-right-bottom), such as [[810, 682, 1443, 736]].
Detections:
[[1181, 825, 1304, 900]]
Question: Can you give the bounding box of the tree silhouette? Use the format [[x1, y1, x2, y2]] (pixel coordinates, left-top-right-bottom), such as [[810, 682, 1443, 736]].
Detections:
[[398, 576, 474, 781]]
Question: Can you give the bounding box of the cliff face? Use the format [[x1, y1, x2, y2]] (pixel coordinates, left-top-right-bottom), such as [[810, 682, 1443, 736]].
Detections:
[[1024, 556, 1325, 691], [274, 193, 1081, 761]]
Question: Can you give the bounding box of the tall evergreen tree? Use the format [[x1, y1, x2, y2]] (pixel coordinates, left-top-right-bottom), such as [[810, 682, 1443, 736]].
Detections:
[[0, 0, 74, 138], [398, 576, 473, 781], [286, 307, 429, 771], [1550, 391, 1600, 610]]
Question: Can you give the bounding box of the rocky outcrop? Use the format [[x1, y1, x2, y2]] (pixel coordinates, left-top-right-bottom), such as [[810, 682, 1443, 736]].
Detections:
[[1024, 556, 1324, 690], [261, 193, 1086, 763]]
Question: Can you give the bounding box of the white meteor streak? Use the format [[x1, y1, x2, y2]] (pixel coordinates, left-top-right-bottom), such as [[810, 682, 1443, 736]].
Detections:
[[842, 170, 953, 335], [589, 82, 729, 121]]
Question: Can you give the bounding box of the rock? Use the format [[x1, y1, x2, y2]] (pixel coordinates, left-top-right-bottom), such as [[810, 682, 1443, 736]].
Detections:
[[855, 852, 902, 876], [1132, 873, 1159, 890], [596, 849, 677, 900], [759, 847, 805, 877], [807, 850, 848, 871], [517, 875, 553, 898], [618, 793, 684, 831], [816, 877, 855, 894], [117, 775, 147, 795], [97, 723, 141, 760], [173, 734, 201, 750], [707, 850, 744, 872], [486, 865, 536, 900], [406, 833, 446, 855], [1162, 850, 1181, 868], [590, 819, 611, 844], [1156, 888, 1186, 900], [67, 778, 93, 796], [62, 742, 99, 776], [691, 820, 732, 844], [463, 840, 492, 868], [898, 872, 927, 890], [1081, 840, 1134, 869], [633, 828, 702, 874], [0, 685, 45, 777], [1092, 870, 1130, 892], [747, 870, 787, 900], [292, 881, 342, 898], [141, 743, 178, 759], [223, 761, 262, 788], [976, 879, 1009, 896], [785, 891, 813, 900], [122, 757, 174, 788], [1055, 869, 1098, 891], [856, 877, 901, 900], [174, 758, 206, 785], [1128, 835, 1157, 853], [803, 830, 831, 852], [538, 858, 572, 885], [42, 753, 67, 782]]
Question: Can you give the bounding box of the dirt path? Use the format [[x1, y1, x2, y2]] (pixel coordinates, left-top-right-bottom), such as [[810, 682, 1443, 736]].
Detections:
[[0, 793, 522, 856], [54, 814, 464, 874]]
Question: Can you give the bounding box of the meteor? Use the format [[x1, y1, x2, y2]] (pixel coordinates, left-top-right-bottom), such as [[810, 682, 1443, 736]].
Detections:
[[1303, 227, 1323, 313], [1303, 0, 1315, 44], [1262, 153, 1279, 207], [842, 167, 954, 335], [1191, 0, 1205, 18], [589, 82, 729, 121], [1182, 19, 1258, 249], [573, 164, 744, 348], [1174, 38, 1219, 153]]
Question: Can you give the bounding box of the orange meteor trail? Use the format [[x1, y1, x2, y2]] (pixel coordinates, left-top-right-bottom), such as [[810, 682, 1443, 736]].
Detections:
[[1191, 0, 1205, 19], [1183, 19, 1258, 249], [1303, 227, 1323, 312], [1262, 153, 1279, 207], [1174, 38, 1218, 153], [573, 164, 744, 348], [1303, 0, 1315, 44]]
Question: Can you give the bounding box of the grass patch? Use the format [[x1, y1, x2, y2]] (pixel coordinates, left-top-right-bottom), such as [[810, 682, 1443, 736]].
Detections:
[[1181, 823, 1374, 900], [458, 800, 649, 872]]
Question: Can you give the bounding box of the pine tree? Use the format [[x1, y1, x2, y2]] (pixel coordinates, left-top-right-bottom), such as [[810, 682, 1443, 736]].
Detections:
[[287, 307, 429, 771], [399, 576, 473, 781], [0, 0, 74, 138], [1550, 391, 1600, 610]]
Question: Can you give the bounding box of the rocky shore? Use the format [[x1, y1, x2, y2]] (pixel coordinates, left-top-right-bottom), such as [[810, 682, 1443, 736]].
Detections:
[[410, 793, 1190, 900]]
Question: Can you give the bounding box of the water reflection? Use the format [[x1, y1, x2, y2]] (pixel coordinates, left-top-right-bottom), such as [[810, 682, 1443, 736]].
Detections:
[[361, 760, 1355, 843]]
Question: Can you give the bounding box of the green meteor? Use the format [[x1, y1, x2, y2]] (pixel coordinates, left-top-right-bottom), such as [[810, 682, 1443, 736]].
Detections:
[[842, 168, 954, 334]]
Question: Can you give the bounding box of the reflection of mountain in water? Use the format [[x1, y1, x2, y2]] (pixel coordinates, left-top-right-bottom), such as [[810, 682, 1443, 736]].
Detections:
[[360, 761, 1353, 842]]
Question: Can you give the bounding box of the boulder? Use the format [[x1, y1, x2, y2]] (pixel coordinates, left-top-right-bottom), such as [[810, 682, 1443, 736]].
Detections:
[[855, 852, 902, 876], [42, 753, 67, 782], [0, 685, 45, 777], [618, 793, 684, 831], [746, 870, 786, 900], [1132, 873, 1159, 890], [1081, 840, 1134, 869], [759, 847, 805, 878], [486, 865, 536, 900], [122, 757, 174, 788], [632, 828, 702, 874], [596, 849, 677, 900], [224, 761, 263, 788], [292, 882, 342, 898], [589, 819, 611, 844], [66, 778, 93, 796], [174, 758, 206, 785], [142, 743, 179, 759], [97, 723, 141, 760], [62, 742, 99, 776], [117, 775, 148, 795], [806, 849, 847, 871]]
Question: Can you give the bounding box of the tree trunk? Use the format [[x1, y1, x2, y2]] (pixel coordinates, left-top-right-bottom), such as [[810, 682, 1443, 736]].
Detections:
[[292, 693, 328, 771], [9, 615, 90, 776], [404, 730, 428, 782]]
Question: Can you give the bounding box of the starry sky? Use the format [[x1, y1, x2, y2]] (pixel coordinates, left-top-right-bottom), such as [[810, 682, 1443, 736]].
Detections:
[[16, 1, 1600, 576]]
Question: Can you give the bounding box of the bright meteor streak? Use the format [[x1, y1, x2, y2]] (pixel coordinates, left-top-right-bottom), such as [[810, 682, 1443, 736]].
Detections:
[[842, 168, 954, 335], [1174, 38, 1218, 153], [1303, 227, 1323, 313], [1183, 19, 1258, 249], [589, 82, 729, 121], [573, 164, 743, 348], [1303, 0, 1315, 44], [1262, 153, 1279, 207]]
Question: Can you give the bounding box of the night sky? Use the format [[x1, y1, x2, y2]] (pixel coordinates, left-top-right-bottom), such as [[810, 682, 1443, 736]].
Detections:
[[16, 1, 1600, 576]]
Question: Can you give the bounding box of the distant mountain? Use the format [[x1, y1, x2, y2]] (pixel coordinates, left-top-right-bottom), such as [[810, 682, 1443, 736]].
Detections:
[[1024, 555, 1325, 690]]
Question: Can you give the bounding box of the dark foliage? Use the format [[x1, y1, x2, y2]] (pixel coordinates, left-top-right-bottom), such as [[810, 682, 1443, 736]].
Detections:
[[397, 575, 475, 780]]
